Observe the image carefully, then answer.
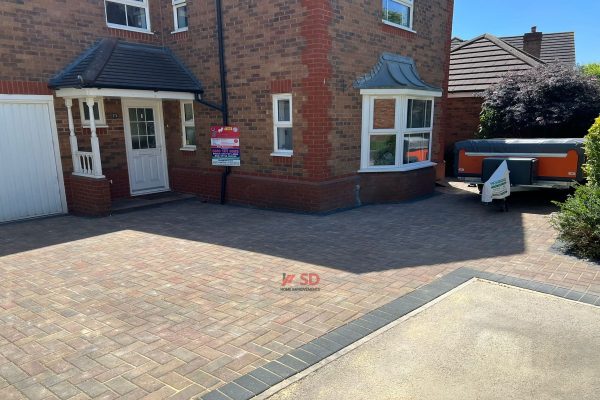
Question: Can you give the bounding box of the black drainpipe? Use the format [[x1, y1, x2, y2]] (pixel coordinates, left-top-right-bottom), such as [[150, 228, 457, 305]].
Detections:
[[215, 0, 230, 205], [196, 0, 230, 205]]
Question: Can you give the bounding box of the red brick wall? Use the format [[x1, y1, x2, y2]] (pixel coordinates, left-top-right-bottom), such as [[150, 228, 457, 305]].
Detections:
[[66, 175, 111, 216], [359, 167, 436, 204], [445, 95, 483, 174]]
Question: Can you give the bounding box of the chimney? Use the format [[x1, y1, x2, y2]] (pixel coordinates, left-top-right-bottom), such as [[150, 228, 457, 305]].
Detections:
[[523, 26, 543, 59]]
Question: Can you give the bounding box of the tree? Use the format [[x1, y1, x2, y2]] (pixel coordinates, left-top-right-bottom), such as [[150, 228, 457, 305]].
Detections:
[[581, 63, 600, 79], [478, 64, 600, 139]]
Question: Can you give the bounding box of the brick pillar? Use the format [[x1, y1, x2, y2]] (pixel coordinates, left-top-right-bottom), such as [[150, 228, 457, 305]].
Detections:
[[69, 175, 111, 216]]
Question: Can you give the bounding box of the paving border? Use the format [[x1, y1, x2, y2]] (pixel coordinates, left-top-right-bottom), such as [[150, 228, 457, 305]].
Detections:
[[198, 267, 600, 400]]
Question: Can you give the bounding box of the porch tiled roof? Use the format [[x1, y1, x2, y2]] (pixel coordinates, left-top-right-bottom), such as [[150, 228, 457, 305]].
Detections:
[[49, 38, 203, 94]]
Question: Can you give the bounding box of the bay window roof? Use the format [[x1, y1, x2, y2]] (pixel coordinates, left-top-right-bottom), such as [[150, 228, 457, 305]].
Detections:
[[354, 53, 441, 95], [49, 38, 203, 94]]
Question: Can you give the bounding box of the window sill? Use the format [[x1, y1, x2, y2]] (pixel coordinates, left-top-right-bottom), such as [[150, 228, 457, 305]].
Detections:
[[171, 27, 189, 34], [180, 146, 197, 152], [83, 124, 108, 129], [358, 161, 436, 173], [106, 23, 153, 35], [271, 151, 293, 157], [382, 20, 416, 33]]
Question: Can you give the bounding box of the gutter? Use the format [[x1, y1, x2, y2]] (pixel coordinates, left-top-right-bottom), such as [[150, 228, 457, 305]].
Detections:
[[196, 0, 230, 205], [215, 0, 231, 205]]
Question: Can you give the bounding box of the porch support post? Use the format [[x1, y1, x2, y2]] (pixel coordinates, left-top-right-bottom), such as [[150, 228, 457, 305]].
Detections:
[[65, 98, 80, 174], [86, 97, 104, 178]]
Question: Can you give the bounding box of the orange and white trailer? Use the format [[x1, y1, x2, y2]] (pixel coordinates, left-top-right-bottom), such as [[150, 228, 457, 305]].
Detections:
[[454, 138, 586, 189]]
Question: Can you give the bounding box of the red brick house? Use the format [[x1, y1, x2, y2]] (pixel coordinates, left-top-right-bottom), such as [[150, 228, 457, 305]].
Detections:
[[445, 28, 576, 171], [0, 0, 453, 222]]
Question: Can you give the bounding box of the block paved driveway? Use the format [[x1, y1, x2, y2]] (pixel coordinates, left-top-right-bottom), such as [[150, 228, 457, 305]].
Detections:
[[0, 183, 598, 399]]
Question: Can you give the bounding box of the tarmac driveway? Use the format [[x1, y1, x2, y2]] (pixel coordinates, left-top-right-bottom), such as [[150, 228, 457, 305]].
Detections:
[[0, 184, 598, 399]]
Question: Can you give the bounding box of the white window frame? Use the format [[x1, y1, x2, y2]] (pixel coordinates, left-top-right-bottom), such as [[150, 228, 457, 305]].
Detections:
[[381, 0, 416, 33], [180, 101, 196, 151], [272, 94, 293, 157], [104, 0, 152, 34], [172, 0, 189, 33], [78, 98, 107, 127], [359, 90, 439, 173]]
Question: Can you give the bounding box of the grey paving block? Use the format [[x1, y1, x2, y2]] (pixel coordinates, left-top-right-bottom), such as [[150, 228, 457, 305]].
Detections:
[[218, 383, 254, 400], [379, 296, 425, 316], [277, 354, 309, 372], [200, 390, 232, 400], [322, 330, 355, 348], [288, 348, 322, 365], [247, 367, 284, 387], [369, 309, 398, 323], [564, 290, 585, 301], [311, 336, 345, 353], [298, 342, 335, 359], [439, 273, 473, 285], [552, 286, 570, 298], [262, 361, 296, 379], [333, 324, 368, 342], [233, 374, 270, 395], [358, 312, 389, 327], [535, 283, 557, 295], [349, 317, 382, 332], [579, 294, 600, 306]]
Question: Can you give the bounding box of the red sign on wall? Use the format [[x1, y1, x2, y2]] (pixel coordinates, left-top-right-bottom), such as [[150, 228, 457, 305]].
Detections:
[[210, 126, 240, 166]]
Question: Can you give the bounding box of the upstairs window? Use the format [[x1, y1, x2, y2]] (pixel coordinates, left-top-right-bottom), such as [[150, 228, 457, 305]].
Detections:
[[173, 0, 189, 32], [105, 0, 151, 32], [272, 94, 293, 156], [382, 0, 414, 30]]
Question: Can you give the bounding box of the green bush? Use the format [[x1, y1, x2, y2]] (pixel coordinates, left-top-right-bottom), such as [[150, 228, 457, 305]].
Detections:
[[584, 116, 600, 186], [551, 185, 600, 260], [582, 63, 600, 79]]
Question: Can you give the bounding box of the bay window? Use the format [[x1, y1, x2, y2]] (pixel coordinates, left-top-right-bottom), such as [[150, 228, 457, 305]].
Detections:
[[360, 92, 436, 172]]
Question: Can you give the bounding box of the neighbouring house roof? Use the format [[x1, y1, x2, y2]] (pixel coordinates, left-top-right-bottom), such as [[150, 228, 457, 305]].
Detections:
[[500, 32, 575, 66], [354, 53, 442, 93], [49, 38, 203, 94], [449, 34, 543, 94]]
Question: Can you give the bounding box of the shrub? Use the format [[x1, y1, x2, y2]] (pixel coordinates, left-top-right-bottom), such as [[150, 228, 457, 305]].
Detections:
[[582, 63, 600, 80], [479, 64, 600, 139], [584, 116, 600, 186], [551, 185, 600, 260]]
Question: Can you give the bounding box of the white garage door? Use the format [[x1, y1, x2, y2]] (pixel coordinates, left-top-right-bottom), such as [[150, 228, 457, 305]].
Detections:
[[0, 95, 67, 223]]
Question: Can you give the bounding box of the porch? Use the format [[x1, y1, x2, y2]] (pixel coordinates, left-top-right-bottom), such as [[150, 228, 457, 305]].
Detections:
[[48, 38, 204, 216]]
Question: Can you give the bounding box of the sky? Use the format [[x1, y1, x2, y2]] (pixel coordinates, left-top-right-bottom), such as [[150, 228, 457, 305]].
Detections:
[[452, 0, 600, 64]]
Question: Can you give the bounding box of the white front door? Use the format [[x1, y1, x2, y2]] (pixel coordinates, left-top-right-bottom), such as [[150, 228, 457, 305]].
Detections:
[[123, 100, 169, 195]]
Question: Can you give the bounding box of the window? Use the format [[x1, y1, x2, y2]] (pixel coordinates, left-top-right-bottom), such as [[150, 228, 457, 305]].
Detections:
[[181, 101, 196, 149], [105, 0, 151, 32], [272, 94, 293, 156], [360, 94, 434, 171], [382, 0, 414, 30], [172, 0, 188, 31], [78, 99, 106, 127]]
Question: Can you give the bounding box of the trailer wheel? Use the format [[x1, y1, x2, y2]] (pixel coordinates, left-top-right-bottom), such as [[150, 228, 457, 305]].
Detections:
[[477, 184, 483, 194]]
